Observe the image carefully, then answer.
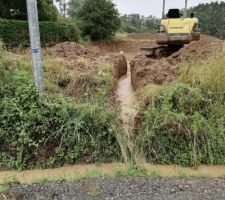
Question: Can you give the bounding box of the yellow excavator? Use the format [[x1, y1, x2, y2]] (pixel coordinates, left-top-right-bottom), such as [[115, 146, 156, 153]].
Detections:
[[142, 0, 201, 58]]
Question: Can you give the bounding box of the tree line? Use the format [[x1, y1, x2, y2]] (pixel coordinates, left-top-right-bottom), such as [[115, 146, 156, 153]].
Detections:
[[188, 1, 225, 39], [0, 0, 120, 41], [120, 14, 160, 33], [0, 0, 225, 40]]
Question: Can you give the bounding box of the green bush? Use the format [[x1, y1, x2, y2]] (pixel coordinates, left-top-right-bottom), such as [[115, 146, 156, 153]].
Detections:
[[0, 19, 79, 47], [0, 58, 121, 170], [137, 83, 225, 166], [0, 87, 121, 170]]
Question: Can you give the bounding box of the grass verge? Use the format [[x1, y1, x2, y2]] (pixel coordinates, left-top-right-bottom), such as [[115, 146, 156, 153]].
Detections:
[[135, 53, 225, 166]]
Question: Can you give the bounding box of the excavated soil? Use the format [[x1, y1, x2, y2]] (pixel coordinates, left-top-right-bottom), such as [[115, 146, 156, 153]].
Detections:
[[48, 41, 128, 78], [45, 41, 128, 98], [50, 42, 98, 59], [47, 42, 100, 71], [130, 35, 222, 90]]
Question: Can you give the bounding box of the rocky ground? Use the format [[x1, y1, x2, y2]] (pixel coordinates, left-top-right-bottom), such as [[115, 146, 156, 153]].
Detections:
[[3, 177, 225, 200]]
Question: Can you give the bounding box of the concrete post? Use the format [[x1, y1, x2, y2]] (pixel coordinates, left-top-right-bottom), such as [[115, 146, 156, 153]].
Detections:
[[26, 0, 45, 94]]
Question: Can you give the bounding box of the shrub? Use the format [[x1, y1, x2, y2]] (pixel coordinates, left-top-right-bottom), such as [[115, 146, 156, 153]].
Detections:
[[0, 84, 121, 169], [136, 55, 225, 166], [0, 19, 79, 47]]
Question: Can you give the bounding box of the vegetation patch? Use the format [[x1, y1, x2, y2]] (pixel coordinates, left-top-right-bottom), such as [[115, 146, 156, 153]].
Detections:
[[0, 41, 123, 170], [0, 185, 7, 194], [136, 55, 225, 166]]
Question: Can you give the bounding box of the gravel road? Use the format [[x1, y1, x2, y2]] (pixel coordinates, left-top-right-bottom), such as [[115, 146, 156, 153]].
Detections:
[[3, 177, 225, 200]]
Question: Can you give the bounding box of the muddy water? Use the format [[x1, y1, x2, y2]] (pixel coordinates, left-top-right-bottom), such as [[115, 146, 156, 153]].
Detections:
[[116, 62, 136, 136], [115, 61, 139, 161], [0, 164, 124, 184], [1, 164, 225, 184]]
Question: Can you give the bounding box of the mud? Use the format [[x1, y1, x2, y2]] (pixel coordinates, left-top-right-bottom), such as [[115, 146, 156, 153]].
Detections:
[[130, 35, 222, 89]]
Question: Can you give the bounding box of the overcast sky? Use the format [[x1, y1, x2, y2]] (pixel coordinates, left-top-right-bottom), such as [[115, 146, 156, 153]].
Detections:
[[112, 0, 223, 17]]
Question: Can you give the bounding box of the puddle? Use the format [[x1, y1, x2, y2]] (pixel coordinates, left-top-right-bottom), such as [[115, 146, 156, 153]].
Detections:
[[0, 163, 124, 184], [1, 164, 225, 184]]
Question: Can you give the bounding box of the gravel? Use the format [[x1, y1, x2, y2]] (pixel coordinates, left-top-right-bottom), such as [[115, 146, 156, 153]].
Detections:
[[3, 177, 225, 200]]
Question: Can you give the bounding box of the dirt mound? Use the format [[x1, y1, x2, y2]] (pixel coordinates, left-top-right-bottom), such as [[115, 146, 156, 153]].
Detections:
[[130, 57, 178, 89], [131, 37, 222, 89], [50, 42, 99, 59], [46, 42, 101, 71]]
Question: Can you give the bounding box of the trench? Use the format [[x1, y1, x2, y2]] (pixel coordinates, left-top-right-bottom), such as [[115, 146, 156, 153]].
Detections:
[[115, 60, 144, 163], [116, 62, 136, 138]]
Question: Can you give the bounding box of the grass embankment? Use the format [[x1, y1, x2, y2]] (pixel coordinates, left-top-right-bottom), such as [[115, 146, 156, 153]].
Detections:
[[0, 41, 124, 170], [136, 53, 225, 166]]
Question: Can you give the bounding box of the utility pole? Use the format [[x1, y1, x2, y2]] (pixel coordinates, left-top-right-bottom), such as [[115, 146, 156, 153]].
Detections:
[[184, 0, 188, 17], [162, 0, 166, 18], [26, 0, 45, 94]]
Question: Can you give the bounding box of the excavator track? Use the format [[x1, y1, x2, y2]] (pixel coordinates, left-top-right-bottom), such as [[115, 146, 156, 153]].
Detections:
[[140, 45, 182, 59]]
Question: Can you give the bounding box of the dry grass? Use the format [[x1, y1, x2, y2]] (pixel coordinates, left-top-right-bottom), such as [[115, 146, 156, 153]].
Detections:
[[176, 53, 225, 100]]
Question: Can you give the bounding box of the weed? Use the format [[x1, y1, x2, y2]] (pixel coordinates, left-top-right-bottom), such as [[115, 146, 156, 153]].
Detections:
[[115, 165, 147, 177], [0, 185, 7, 194], [2, 174, 18, 184], [89, 185, 101, 197], [147, 170, 160, 177], [32, 176, 50, 184], [85, 170, 111, 179], [177, 170, 189, 178]]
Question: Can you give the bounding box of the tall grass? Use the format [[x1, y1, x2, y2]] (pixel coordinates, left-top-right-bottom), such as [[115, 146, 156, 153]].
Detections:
[[136, 53, 225, 166]]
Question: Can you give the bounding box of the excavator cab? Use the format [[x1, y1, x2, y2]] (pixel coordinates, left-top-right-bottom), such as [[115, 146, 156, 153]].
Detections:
[[166, 9, 181, 19], [157, 1, 200, 46], [140, 0, 200, 59]]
